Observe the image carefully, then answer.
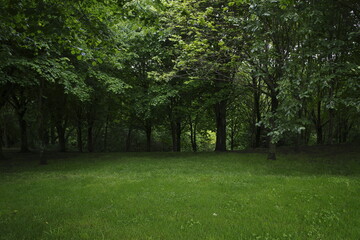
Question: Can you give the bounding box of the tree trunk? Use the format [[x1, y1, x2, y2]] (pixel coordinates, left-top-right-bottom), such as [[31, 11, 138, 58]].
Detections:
[[3, 122, 8, 147], [38, 79, 46, 165], [192, 131, 197, 152], [253, 76, 262, 148], [86, 103, 95, 153], [0, 83, 13, 160], [171, 120, 177, 152], [316, 100, 323, 145], [268, 141, 276, 160], [267, 95, 278, 160], [18, 114, 29, 152], [255, 125, 261, 148], [50, 127, 56, 145], [230, 120, 235, 151], [176, 120, 181, 152], [103, 114, 109, 152], [230, 129, 235, 151], [189, 116, 197, 152], [0, 124, 4, 160], [87, 123, 94, 152], [327, 108, 335, 145], [316, 125, 323, 145], [125, 127, 132, 152], [44, 128, 50, 146], [214, 100, 227, 152], [77, 119, 83, 153], [145, 120, 151, 152], [56, 124, 66, 152]]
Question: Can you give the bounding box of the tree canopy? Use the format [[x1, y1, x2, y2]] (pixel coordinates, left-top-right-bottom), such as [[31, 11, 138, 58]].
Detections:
[[1, 0, 359, 160]]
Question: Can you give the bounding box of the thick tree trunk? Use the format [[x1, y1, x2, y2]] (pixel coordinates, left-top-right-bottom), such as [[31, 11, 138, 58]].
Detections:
[[50, 127, 56, 145], [340, 119, 351, 143], [10, 92, 30, 152], [268, 141, 276, 160], [0, 84, 13, 160], [214, 100, 227, 152], [192, 131, 197, 152], [255, 126, 261, 148], [44, 128, 50, 146], [316, 125, 323, 145], [56, 124, 66, 152]]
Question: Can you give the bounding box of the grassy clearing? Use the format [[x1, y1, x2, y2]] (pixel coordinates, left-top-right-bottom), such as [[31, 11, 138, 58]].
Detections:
[[1, 150, 360, 240]]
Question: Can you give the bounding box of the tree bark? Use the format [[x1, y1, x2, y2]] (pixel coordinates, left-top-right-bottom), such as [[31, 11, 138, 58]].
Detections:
[[3, 123, 8, 148], [103, 114, 109, 152], [0, 124, 4, 160], [77, 119, 83, 153], [86, 104, 95, 153], [50, 127, 56, 145], [267, 95, 278, 160], [10, 91, 30, 152], [171, 120, 177, 152], [87, 122, 94, 152], [18, 113, 29, 152], [316, 100, 323, 145], [0, 83, 14, 159], [230, 126, 235, 151], [145, 120, 151, 152], [125, 127, 132, 152], [56, 124, 66, 152], [189, 116, 197, 152], [253, 76, 262, 148], [176, 120, 181, 152], [38, 79, 46, 165], [214, 100, 227, 152], [327, 108, 335, 145]]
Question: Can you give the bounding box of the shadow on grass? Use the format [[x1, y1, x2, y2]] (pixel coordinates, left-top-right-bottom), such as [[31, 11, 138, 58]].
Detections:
[[1, 145, 359, 177]]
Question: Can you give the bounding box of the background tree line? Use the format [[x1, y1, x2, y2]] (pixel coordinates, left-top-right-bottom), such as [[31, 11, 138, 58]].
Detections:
[[1, 0, 359, 161]]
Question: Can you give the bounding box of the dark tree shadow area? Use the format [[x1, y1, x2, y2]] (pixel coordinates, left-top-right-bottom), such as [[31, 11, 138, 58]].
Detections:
[[0, 144, 359, 177]]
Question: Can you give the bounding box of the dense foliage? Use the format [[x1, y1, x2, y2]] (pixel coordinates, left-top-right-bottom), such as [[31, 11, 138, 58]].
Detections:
[[1, 0, 359, 160]]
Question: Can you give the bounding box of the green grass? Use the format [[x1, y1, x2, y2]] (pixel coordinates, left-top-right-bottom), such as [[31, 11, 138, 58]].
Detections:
[[1, 151, 360, 240]]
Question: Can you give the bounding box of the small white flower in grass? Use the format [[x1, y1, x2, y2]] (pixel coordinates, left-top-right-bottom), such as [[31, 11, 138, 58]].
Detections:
[[213, 213, 217, 216]]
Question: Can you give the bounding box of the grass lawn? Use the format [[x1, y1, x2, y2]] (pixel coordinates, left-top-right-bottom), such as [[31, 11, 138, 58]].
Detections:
[[1, 149, 360, 239]]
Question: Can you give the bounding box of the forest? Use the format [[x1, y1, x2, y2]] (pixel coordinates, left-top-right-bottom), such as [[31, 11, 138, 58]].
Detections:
[[1, 1, 360, 239], [1, 0, 359, 160]]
